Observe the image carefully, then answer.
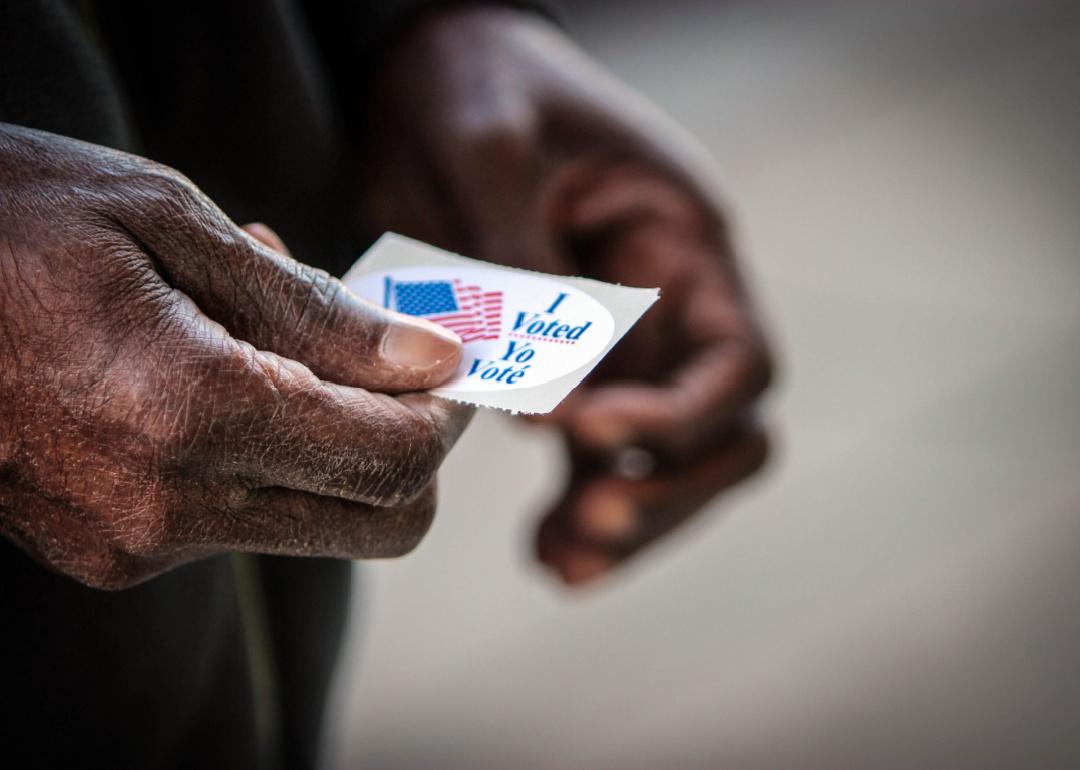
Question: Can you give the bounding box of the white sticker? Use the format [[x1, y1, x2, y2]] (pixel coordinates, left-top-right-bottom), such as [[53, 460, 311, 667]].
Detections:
[[342, 233, 659, 413]]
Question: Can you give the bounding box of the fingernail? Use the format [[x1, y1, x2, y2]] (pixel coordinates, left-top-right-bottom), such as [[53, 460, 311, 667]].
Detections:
[[242, 222, 289, 255], [574, 412, 634, 452], [559, 549, 613, 586], [580, 492, 637, 542], [381, 317, 462, 370]]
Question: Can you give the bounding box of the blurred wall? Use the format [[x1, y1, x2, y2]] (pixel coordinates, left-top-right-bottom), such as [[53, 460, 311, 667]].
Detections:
[[328, 4, 1080, 768]]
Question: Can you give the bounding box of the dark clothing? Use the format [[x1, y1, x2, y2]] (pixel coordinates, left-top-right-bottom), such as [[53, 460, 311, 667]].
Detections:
[[0, 1, 549, 768]]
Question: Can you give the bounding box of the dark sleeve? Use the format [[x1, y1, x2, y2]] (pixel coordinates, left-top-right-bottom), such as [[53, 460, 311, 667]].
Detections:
[[295, 0, 562, 132]]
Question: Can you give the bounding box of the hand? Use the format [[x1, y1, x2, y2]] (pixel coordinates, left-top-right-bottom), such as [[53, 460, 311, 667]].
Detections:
[[0, 123, 471, 589], [359, 7, 774, 585]]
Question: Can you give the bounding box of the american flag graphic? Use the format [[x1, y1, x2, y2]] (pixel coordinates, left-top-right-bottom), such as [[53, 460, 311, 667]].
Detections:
[[384, 277, 503, 342]]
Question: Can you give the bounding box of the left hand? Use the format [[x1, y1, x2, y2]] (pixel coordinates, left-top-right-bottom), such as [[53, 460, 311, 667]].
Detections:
[[358, 5, 774, 585]]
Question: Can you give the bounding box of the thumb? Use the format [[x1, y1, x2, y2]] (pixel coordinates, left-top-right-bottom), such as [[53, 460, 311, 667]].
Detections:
[[238, 221, 463, 392], [164, 218, 462, 393]]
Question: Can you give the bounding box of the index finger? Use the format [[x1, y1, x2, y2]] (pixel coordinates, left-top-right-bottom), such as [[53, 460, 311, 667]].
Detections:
[[157, 291, 474, 508], [561, 209, 771, 457], [218, 354, 474, 507], [566, 332, 770, 457], [560, 254, 771, 456]]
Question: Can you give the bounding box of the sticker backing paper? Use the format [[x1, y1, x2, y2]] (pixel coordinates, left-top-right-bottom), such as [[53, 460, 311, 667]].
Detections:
[[342, 233, 659, 413]]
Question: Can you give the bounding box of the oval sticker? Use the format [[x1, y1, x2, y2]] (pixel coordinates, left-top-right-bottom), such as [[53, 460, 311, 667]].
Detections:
[[348, 265, 615, 394]]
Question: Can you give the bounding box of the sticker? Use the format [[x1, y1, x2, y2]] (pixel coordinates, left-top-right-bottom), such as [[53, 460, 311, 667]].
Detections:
[[342, 234, 659, 413]]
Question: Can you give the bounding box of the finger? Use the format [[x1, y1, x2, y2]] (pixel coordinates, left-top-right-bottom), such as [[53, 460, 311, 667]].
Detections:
[[580, 426, 769, 545], [561, 226, 771, 456], [118, 187, 462, 393], [537, 425, 769, 585], [221, 227, 463, 393], [157, 292, 473, 507], [216, 351, 473, 507], [566, 336, 770, 456], [187, 481, 441, 560], [536, 519, 614, 586]]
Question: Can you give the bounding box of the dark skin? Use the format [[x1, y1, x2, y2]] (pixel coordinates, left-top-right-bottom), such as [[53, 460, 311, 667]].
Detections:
[[359, 7, 774, 584], [0, 123, 472, 589], [0, 7, 772, 770], [0, 6, 771, 591]]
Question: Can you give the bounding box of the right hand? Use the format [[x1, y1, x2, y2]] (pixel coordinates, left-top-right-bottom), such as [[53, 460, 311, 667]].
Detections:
[[0, 123, 472, 589]]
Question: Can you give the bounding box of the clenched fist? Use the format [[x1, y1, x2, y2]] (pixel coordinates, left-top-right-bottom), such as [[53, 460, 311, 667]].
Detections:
[[361, 7, 773, 584], [0, 123, 471, 590]]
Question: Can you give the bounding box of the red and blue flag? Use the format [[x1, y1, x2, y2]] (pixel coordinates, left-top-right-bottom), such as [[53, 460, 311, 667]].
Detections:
[[384, 277, 503, 342]]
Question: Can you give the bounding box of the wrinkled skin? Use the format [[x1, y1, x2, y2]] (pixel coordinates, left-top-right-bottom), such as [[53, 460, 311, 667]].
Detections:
[[0, 123, 472, 590], [362, 7, 775, 584]]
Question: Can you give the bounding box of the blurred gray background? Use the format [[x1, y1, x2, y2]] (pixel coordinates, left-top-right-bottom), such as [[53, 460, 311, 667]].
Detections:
[[328, 3, 1080, 768]]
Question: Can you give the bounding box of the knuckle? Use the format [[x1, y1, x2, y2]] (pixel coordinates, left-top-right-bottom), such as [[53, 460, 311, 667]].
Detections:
[[743, 339, 776, 398], [124, 166, 203, 213], [146, 352, 292, 484], [173, 341, 313, 455], [115, 164, 226, 244], [456, 104, 537, 167], [151, 340, 244, 452], [366, 411, 444, 507], [287, 262, 346, 335], [104, 492, 174, 558], [239, 246, 358, 354], [134, 163, 200, 199], [374, 486, 437, 558], [71, 547, 154, 591]]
